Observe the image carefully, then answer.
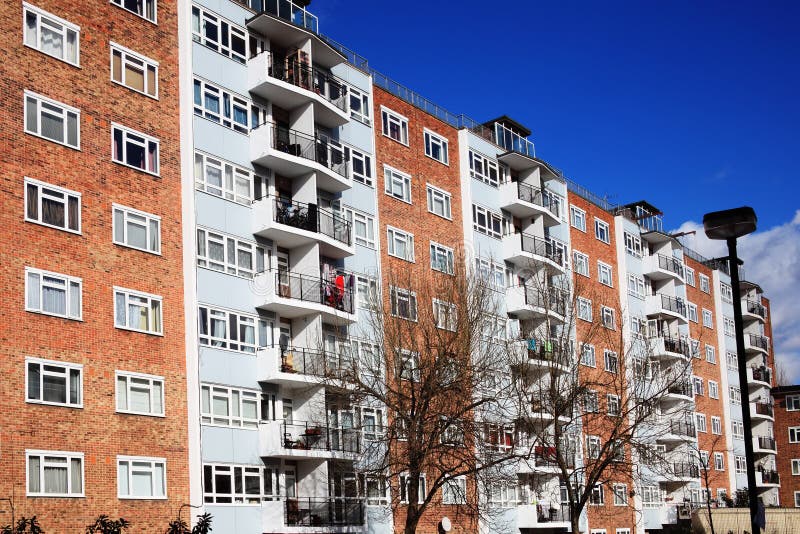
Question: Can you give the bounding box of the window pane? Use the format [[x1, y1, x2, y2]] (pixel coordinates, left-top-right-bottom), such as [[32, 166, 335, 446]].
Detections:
[[118, 462, 130, 495], [28, 456, 41, 493], [69, 368, 81, 404], [69, 281, 80, 318], [26, 96, 38, 133], [114, 209, 125, 243], [27, 272, 41, 310], [115, 292, 126, 326], [112, 50, 123, 82], [42, 372, 67, 403], [127, 217, 148, 249], [117, 376, 128, 410], [153, 381, 163, 413], [70, 458, 82, 493], [131, 463, 153, 496], [154, 463, 165, 497], [27, 363, 41, 400], [43, 461, 68, 494], [130, 379, 151, 412], [42, 194, 65, 227]]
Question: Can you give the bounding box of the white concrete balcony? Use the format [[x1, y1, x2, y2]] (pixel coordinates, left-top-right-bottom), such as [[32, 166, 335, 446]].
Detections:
[[742, 299, 767, 323], [259, 420, 361, 461], [744, 334, 770, 356], [663, 381, 694, 404], [253, 197, 354, 259], [502, 232, 567, 273], [250, 124, 352, 193], [649, 336, 691, 362], [657, 420, 697, 443], [499, 181, 560, 226], [516, 503, 571, 530], [643, 253, 685, 282], [747, 366, 773, 389], [667, 462, 700, 482], [260, 498, 366, 533], [505, 285, 567, 323], [509, 339, 571, 375], [750, 401, 775, 422], [645, 293, 688, 324], [755, 469, 780, 488], [753, 435, 777, 455], [253, 269, 357, 325], [258, 346, 349, 387]]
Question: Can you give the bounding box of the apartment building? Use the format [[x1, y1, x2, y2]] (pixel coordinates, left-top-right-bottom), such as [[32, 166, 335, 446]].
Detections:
[[0, 0, 189, 530], [772, 385, 800, 507]]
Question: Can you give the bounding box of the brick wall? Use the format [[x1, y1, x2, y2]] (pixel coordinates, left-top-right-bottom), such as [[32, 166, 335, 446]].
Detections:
[[773, 388, 800, 506]]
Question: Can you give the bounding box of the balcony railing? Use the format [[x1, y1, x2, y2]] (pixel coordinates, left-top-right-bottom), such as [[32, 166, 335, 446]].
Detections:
[[521, 286, 567, 316], [285, 497, 364, 527], [516, 233, 566, 267], [263, 52, 348, 111], [745, 300, 767, 319], [274, 270, 354, 314], [655, 254, 685, 278], [668, 382, 694, 398], [513, 182, 560, 217], [757, 436, 776, 451], [750, 366, 772, 385], [671, 462, 700, 478], [657, 336, 690, 357], [759, 469, 780, 484], [522, 339, 571, 367], [669, 420, 696, 437], [495, 122, 535, 158], [278, 346, 349, 377], [258, 0, 319, 33], [534, 503, 571, 523], [748, 334, 769, 351], [270, 198, 352, 246], [754, 402, 774, 418], [258, 123, 350, 179], [282, 421, 360, 453], [654, 293, 687, 317]]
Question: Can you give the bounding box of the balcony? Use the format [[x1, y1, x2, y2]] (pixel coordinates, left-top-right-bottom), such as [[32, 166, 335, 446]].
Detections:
[[503, 233, 567, 272], [499, 181, 560, 225], [258, 346, 349, 386], [643, 253, 685, 282], [511, 339, 571, 374], [742, 299, 767, 322], [745, 334, 770, 355], [506, 285, 567, 322], [753, 436, 777, 454], [750, 401, 774, 421], [645, 293, 688, 323], [665, 382, 694, 402], [260, 497, 365, 533], [260, 420, 360, 460], [650, 336, 690, 361], [248, 51, 349, 128], [253, 198, 354, 258], [516, 503, 571, 529], [669, 462, 700, 481], [756, 469, 780, 488], [748, 366, 772, 388], [250, 124, 352, 193], [659, 420, 696, 442], [254, 269, 356, 324]]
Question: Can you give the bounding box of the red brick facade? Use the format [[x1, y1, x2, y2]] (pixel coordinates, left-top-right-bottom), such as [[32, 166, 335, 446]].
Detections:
[[773, 386, 800, 507], [0, 1, 188, 530]]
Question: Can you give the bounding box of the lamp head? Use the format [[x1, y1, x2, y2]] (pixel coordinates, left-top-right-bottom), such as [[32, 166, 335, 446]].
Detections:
[[703, 207, 757, 240]]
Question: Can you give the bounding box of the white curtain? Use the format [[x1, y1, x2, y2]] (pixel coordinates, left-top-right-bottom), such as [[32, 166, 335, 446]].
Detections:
[[129, 379, 151, 413], [40, 104, 64, 143], [40, 23, 63, 59], [27, 272, 41, 310], [131, 463, 153, 497], [43, 458, 68, 494], [65, 29, 77, 63], [69, 281, 80, 318], [42, 277, 66, 315], [149, 220, 159, 251], [118, 462, 130, 496], [28, 456, 41, 493], [70, 458, 82, 493], [152, 381, 163, 414], [115, 292, 126, 326], [117, 376, 128, 410]]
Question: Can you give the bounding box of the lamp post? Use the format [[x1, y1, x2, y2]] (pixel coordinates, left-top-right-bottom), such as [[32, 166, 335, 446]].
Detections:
[[703, 206, 758, 534]]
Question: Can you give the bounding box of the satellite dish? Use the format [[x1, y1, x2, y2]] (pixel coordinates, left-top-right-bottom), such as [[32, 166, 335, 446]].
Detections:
[[440, 517, 452, 532]]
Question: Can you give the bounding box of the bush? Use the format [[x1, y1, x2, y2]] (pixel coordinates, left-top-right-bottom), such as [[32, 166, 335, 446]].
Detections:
[[1, 517, 44, 534], [85, 515, 130, 534]]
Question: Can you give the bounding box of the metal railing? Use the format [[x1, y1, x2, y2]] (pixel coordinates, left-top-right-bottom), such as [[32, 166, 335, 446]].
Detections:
[[759, 469, 779, 484], [655, 254, 685, 278], [262, 51, 348, 111], [653, 293, 687, 317], [522, 339, 571, 367], [748, 334, 769, 351], [274, 270, 354, 313], [669, 420, 696, 437], [257, 0, 318, 33], [671, 462, 700, 478], [754, 402, 774, 418], [256, 123, 350, 179], [495, 122, 535, 157], [277, 346, 349, 377], [757, 436, 776, 451], [516, 233, 566, 268], [282, 421, 360, 453], [268, 197, 352, 246], [668, 382, 694, 398], [657, 336, 690, 357], [534, 503, 571, 523], [745, 300, 767, 319], [285, 497, 364, 527], [521, 286, 567, 316], [750, 366, 772, 384]]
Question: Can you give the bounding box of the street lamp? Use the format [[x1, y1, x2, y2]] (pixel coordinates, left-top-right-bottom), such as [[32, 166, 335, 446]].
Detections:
[[703, 206, 758, 534]]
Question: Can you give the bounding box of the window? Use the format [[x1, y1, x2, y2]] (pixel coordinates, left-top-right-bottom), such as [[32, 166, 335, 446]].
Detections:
[[114, 288, 162, 335], [381, 106, 408, 145], [699, 274, 710, 293], [735, 455, 746, 473], [196, 228, 263, 278], [795, 492, 800, 508], [714, 452, 724, 471], [430, 242, 454, 274], [201, 384, 260, 428], [787, 395, 800, 411], [116, 372, 164, 417], [709, 381, 719, 399], [198, 305, 267, 354], [193, 78, 263, 134], [384, 166, 412, 203], [26, 358, 82, 408], [426, 184, 452, 219], [340, 206, 375, 248], [442, 477, 466, 504], [110, 42, 157, 97], [641, 486, 663, 508], [113, 204, 161, 254], [589, 485, 604, 505], [117, 456, 166, 499], [112, 124, 159, 175], [577, 298, 593, 322], [468, 150, 500, 187], [387, 226, 415, 261], [472, 204, 503, 238], [26, 450, 83, 497], [399, 474, 425, 504], [433, 299, 457, 331], [390, 287, 417, 321], [357, 407, 384, 440], [731, 421, 744, 439], [441, 421, 463, 445], [604, 350, 618, 374], [685, 267, 696, 287], [476, 258, 506, 288], [570, 205, 586, 232], [398, 350, 420, 381], [24, 178, 81, 233], [702, 309, 713, 328], [25, 267, 82, 320], [791, 459, 800, 475], [581, 344, 596, 367], [628, 274, 645, 299], [598, 262, 613, 287], [203, 464, 265, 504], [711, 416, 721, 434], [348, 86, 370, 125], [624, 232, 642, 257], [584, 390, 599, 413], [355, 275, 378, 309], [723, 317, 735, 337], [24, 91, 79, 149], [191, 6, 245, 62], [607, 394, 621, 416], [194, 152, 254, 204], [690, 339, 701, 359], [721, 283, 733, 303], [595, 218, 610, 243], [617, 529, 631, 534], [23, 3, 79, 65], [705, 345, 716, 363], [586, 436, 601, 459], [790, 427, 800, 443], [601, 306, 615, 329], [112, 0, 157, 23], [348, 147, 372, 186], [726, 351, 738, 370], [687, 303, 698, 323], [613, 484, 628, 506], [729, 386, 741, 405], [424, 129, 448, 164], [693, 376, 704, 396], [573, 251, 589, 277], [696, 413, 707, 433]]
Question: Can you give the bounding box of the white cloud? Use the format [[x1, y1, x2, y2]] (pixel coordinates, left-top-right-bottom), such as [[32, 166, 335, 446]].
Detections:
[[673, 210, 800, 384]]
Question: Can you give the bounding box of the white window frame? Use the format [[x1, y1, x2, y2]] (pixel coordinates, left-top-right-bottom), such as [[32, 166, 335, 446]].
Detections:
[[24, 177, 81, 234], [589, 485, 605, 505], [790, 427, 800, 444], [732, 421, 744, 439], [577, 298, 593, 322], [203, 463, 266, 504], [735, 455, 746, 473], [25, 357, 83, 408], [472, 204, 503, 239], [598, 261, 613, 287], [114, 287, 163, 335], [468, 150, 500, 187], [111, 0, 157, 24], [200, 383, 260, 429], [570, 205, 586, 232], [116, 371, 165, 417], [601, 306, 615, 329], [604, 350, 618, 374], [711, 416, 721, 434], [390, 287, 418, 321], [387, 226, 415, 262], [726, 351, 739, 370], [729, 386, 741, 405], [714, 452, 725, 471], [442, 476, 466, 505], [693, 376, 704, 396], [113, 203, 161, 254], [685, 267, 696, 287], [348, 85, 371, 125], [709, 381, 719, 399], [23, 3, 80, 66], [721, 283, 733, 303], [340, 206, 375, 249], [705, 344, 716, 363], [795, 491, 800, 508], [791, 459, 800, 475], [586, 435, 601, 458], [623, 232, 642, 257], [117, 456, 166, 499], [594, 218, 610, 244], [24, 90, 80, 149], [607, 394, 621, 416], [25, 266, 82, 320], [26, 450, 84, 497], [628, 273, 645, 299], [573, 250, 589, 277], [399, 474, 425, 504], [348, 146, 373, 186], [696, 413, 707, 433], [613, 484, 628, 506], [112, 123, 159, 176], [699, 274, 711, 293], [702, 309, 713, 328], [787, 395, 800, 411], [193, 77, 261, 134], [430, 241, 455, 274], [198, 305, 266, 354], [423, 128, 449, 165], [384, 165, 412, 203], [687, 303, 698, 323], [191, 5, 245, 63], [724, 317, 735, 337], [194, 151, 255, 205], [398, 350, 421, 382], [580, 344, 597, 367], [110, 41, 158, 98], [426, 184, 452, 219], [433, 299, 457, 331], [355, 275, 378, 309], [196, 227, 263, 279], [475, 257, 506, 289], [380, 106, 409, 145]]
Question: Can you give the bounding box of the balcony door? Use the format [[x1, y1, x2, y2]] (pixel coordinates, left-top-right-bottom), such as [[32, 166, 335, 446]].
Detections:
[[329, 470, 358, 524], [277, 252, 290, 297], [328, 404, 355, 452]]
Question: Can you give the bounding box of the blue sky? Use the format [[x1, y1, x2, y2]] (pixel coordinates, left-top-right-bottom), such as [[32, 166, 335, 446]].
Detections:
[[315, 0, 800, 380]]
